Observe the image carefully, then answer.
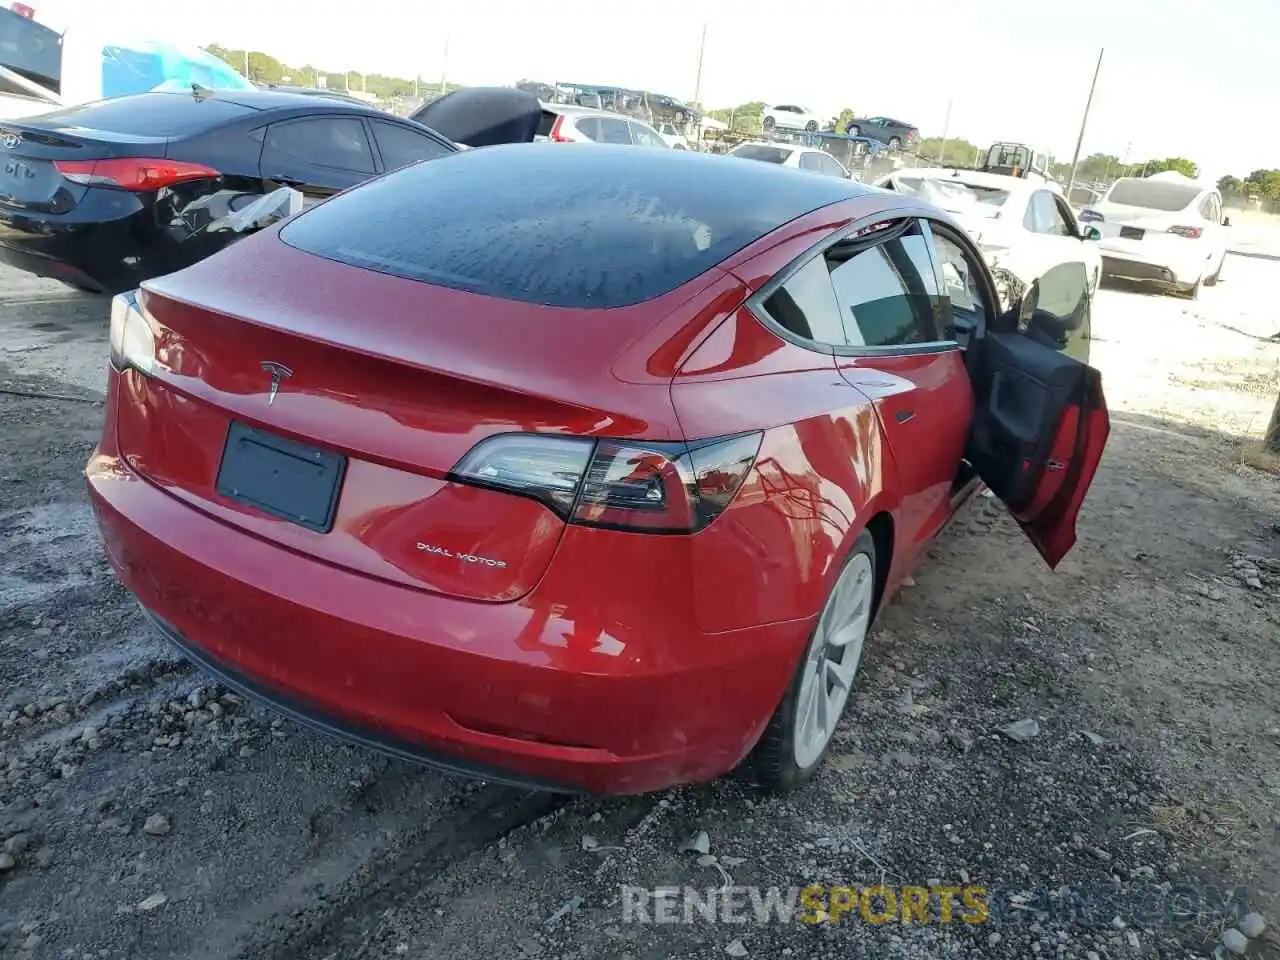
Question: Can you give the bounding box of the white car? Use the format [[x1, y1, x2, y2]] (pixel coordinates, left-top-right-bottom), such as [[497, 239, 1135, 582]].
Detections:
[[654, 121, 690, 150], [534, 104, 670, 149], [874, 167, 1103, 309], [762, 104, 824, 133], [726, 141, 850, 179], [1081, 172, 1229, 298]]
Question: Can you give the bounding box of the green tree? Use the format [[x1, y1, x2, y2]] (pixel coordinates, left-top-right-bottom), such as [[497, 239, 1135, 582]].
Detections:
[[830, 107, 856, 132], [915, 137, 982, 167], [1137, 157, 1198, 178], [1217, 175, 1244, 195], [708, 101, 765, 134], [1242, 169, 1280, 199]]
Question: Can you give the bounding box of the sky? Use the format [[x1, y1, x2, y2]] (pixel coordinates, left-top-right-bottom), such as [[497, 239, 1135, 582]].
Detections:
[[30, 0, 1280, 179]]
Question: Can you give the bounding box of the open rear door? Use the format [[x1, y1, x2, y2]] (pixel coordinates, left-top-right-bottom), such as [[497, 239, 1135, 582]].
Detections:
[[966, 326, 1110, 569], [409, 87, 543, 147]]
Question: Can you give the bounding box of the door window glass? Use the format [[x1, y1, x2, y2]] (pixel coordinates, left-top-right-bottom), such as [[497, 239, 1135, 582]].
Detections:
[[629, 123, 667, 148], [263, 118, 375, 174], [827, 222, 943, 346], [371, 120, 451, 171], [931, 228, 994, 333], [1024, 191, 1072, 236], [597, 118, 633, 144]]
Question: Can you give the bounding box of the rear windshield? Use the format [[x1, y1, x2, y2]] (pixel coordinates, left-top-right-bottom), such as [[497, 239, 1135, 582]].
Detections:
[[1106, 178, 1201, 211], [32, 93, 255, 137], [281, 144, 843, 308], [730, 144, 793, 164], [891, 177, 1010, 216], [0, 9, 61, 93]]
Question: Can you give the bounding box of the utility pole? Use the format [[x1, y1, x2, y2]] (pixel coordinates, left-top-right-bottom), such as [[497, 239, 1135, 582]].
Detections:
[[937, 98, 953, 166], [243, 49, 250, 81], [1065, 48, 1104, 206], [692, 22, 707, 106], [439, 34, 451, 96]]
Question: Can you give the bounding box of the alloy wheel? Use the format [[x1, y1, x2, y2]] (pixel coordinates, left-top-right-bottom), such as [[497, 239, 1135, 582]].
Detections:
[[791, 552, 875, 768]]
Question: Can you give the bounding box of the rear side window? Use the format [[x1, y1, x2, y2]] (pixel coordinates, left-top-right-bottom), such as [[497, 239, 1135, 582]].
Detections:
[[573, 116, 601, 141], [280, 145, 835, 308], [264, 118, 375, 174], [371, 120, 452, 171], [597, 118, 632, 144], [536, 110, 557, 138], [25, 93, 253, 137]]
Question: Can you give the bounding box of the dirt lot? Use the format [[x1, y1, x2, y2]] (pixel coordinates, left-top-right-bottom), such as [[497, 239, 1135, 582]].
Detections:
[[1, 240, 1278, 960]]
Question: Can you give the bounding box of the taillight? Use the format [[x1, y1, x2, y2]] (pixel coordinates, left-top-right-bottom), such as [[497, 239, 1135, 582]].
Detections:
[[11, 3, 34, 17], [450, 432, 763, 533], [1167, 225, 1203, 239], [1078, 209, 1104, 223], [109, 290, 155, 376], [547, 116, 575, 143], [54, 158, 220, 192]]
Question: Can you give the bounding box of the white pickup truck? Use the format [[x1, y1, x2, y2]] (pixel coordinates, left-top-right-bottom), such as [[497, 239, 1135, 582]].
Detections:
[[0, 4, 254, 120]]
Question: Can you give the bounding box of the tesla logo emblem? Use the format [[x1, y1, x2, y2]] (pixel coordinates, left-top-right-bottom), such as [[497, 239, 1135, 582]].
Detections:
[[259, 361, 292, 405], [1, 133, 20, 150]]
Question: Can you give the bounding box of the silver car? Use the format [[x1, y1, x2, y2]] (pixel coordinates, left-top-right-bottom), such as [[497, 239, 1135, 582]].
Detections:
[[535, 103, 670, 148]]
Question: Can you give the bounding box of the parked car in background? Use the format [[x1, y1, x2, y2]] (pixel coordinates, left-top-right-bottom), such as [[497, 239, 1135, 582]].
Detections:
[[655, 121, 689, 150], [727, 141, 850, 179], [0, 7, 254, 119], [844, 116, 919, 152], [0, 88, 457, 292], [762, 104, 824, 133], [534, 102, 670, 148], [875, 167, 1102, 361], [87, 146, 1109, 796], [1079, 172, 1229, 298]]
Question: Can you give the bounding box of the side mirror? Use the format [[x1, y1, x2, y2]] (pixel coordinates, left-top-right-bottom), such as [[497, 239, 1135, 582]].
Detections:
[[1081, 225, 1102, 241], [1223, 216, 1232, 227]]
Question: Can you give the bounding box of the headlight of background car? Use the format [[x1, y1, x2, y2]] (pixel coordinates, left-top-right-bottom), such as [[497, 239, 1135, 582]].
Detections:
[[109, 290, 156, 376]]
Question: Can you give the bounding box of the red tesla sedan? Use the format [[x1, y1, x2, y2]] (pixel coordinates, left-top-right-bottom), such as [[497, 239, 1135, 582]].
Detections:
[[86, 144, 1109, 795]]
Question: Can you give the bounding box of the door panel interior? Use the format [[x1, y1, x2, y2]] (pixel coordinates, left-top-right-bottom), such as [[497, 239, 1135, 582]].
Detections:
[[967, 330, 1109, 566]]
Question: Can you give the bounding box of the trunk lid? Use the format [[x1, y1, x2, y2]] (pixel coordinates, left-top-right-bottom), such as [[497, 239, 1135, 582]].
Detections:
[[0, 121, 165, 213], [118, 230, 692, 603]]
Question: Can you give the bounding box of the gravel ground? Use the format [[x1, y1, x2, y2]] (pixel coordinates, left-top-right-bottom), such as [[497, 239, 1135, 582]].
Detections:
[[0, 242, 1278, 960]]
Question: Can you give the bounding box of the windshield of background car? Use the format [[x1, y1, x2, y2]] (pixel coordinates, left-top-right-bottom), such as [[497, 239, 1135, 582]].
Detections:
[[1105, 178, 1202, 212], [102, 42, 255, 98], [280, 144, 846, 309], [892, 177, 1010, 218], [729, 144, 793, 163]]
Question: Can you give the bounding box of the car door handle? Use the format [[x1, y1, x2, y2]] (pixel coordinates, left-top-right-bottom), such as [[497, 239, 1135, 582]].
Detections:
[[894, 409, 915, 423]]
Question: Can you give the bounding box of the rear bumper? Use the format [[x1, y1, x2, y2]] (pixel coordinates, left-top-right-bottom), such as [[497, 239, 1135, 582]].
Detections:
[[1097, 242, 1205, 286], [85, 430, 810, 795], [0, 202, 168, 294]]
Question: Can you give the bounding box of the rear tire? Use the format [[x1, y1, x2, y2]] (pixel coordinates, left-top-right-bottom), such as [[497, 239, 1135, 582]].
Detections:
[[748, 530, 878, 791], [763, 116, 776, 131], [846, 125, 860, 137], [805, 120, 818, 133]]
